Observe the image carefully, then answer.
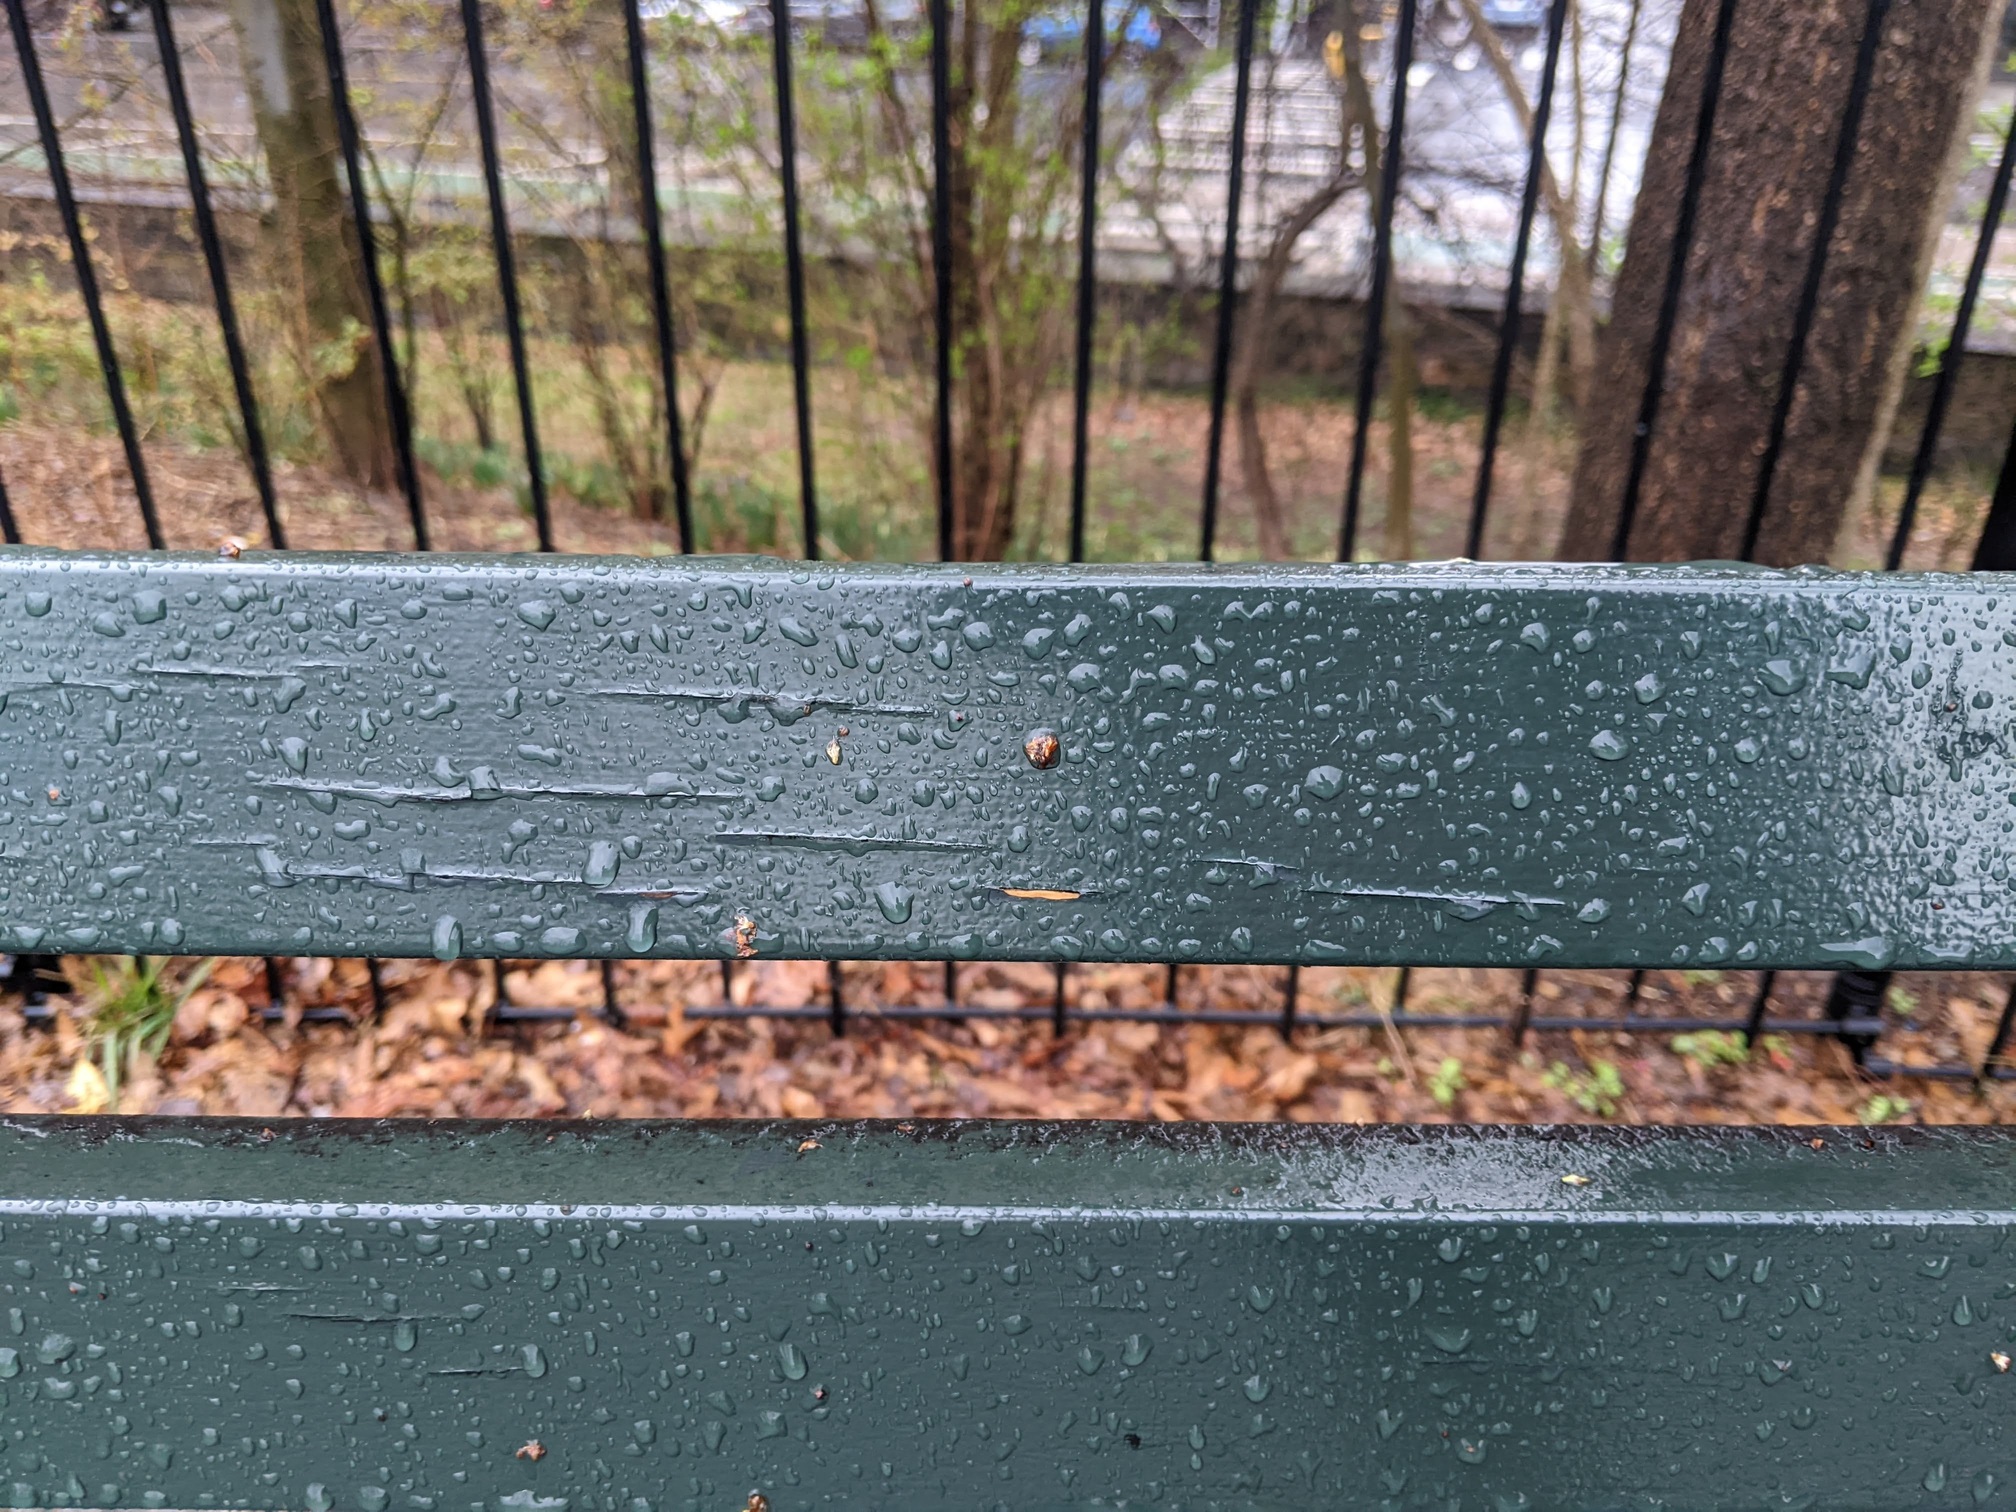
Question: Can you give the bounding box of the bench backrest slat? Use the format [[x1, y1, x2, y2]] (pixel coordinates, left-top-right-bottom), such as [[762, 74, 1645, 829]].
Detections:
[[2, 1116, 2012, 1511], [0, 549, 2001, 970]]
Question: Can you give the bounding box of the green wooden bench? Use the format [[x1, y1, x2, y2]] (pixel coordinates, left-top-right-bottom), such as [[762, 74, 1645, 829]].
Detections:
[[3, 547, 2014, 1510]]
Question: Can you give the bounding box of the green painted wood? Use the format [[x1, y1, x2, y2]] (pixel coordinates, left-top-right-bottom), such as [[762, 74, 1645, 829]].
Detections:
[[1, 1117, 2013, 1511], [0, 549, 2009, 968]]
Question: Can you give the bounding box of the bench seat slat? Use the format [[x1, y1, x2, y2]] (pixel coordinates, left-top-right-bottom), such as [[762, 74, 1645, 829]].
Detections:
[[0, 550, 2005, 969], [1, 1117, 2011, 1509]]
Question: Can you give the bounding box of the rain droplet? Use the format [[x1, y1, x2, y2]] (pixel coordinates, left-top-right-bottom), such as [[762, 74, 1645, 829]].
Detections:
[[1588, 730, 1628, 761], [1759, 659, 1806, 696], [1427, 1325, 1472, 1354], [874, 883, 913, 924]]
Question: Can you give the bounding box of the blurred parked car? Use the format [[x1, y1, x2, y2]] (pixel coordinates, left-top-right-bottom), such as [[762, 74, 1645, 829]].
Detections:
[[1020, 1, 1162, 64], [637, 0, 749, 24], [721, 0, 918, 47], [1475, 0, 1546, 30]]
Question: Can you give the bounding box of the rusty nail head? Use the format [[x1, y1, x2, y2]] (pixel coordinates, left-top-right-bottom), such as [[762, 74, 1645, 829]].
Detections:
[[1023, 729, 1060, 769]]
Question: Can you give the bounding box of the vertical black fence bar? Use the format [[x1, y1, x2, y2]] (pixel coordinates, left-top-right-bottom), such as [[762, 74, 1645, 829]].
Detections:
[[1586, 0, 1642, 277], [1972, 409, 2016, 570], [0, 391, 59, 1009], [0, 460, 19, 546], [1610, 0, 1738, 559], [1741, 970, 1773, 1046], [1465, 0, 1569, 559], [1344, 0, 1417, 1013], [930, 0, 956, 561], [6, 0, 163, 549], [1979, 983, 2016, 1083], [0, 41, 92, 1012], [1736, 0, 1888, 563], [1506, 966, 1538, 1045], [311, 0, 429, 549], [1827, 266, 2016, 1056], [1197, 0, 1257, 560], [1338, 0, 1417, 562], [1730, 0, 1885, 1046], [1057, 1, 1102, 1018], [621, 0, 696, 552], [1066, 0, 1104, 567], [770, 0, 819, 558], [780, 0, 837, 1021], [1278, 963, 1298, 1042], [1884, 112, 2016, 570], [147, 0, 285, 549], [599, 960, 628, 1030], [460, 0, 553, 553], [137, 0, 308, 1035], [316, 0, 428, 1015]]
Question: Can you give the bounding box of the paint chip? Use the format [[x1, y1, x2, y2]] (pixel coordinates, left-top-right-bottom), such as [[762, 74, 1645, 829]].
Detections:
[[1003, 887, 1080, 901]]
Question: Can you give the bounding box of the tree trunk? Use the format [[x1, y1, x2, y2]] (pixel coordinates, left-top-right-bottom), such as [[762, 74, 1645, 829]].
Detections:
[[1228, 0, 1374, 560], [1559, 0, 1997, 564], [227, 0, 392, 488], [1232, 171, 1356, 561]]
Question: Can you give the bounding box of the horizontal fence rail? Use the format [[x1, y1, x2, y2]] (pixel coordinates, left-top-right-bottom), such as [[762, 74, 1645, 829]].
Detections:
[[3, 1117, 2015, 1509], [0, 551, 2010, 973]]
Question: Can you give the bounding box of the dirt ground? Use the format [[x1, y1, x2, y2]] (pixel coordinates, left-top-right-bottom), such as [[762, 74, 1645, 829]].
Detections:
[[3, 953, 2013, 1125]]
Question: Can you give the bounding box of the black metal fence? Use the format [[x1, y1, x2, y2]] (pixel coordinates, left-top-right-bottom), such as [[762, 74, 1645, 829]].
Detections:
[[3, 0, 2016, 1081]]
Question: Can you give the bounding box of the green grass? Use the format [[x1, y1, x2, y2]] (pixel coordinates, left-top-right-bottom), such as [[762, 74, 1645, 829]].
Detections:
[[82, 956, 216, 1112]]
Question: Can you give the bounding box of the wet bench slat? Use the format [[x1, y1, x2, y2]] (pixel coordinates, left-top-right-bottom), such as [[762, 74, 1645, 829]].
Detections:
[[0, 549, 2008, 970], [1, 1117, 2011, 1511]]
